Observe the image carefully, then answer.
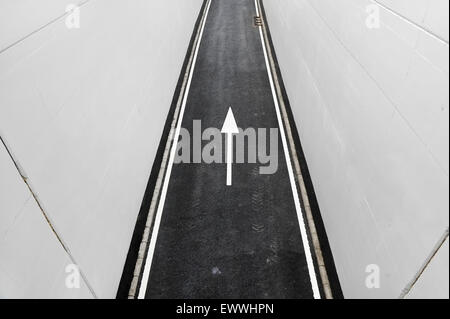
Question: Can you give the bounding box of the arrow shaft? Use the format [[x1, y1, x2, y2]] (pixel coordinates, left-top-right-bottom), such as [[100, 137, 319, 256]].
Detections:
[[226, 134, 233, 186]]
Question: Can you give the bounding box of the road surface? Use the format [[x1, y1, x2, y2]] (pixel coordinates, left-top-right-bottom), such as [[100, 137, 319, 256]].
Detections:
[[139, 0, 322, 299]]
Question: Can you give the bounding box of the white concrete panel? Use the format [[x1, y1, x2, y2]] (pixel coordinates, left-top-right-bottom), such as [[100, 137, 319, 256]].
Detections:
[[0, 141, 30, 240], [376, 0, 449, 42], [375, 0, 429, 26], [0, 198, 94, 299], [0, 0, 86, 51], [0, 143, 93, 298], [308, 0, 449, 174], [0, 0, 202, 298], [264, 0, 449, 298]]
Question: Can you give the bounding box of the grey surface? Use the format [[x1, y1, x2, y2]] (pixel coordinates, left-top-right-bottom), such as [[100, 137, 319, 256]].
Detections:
[[263, 0, 449, 298], [144, 0, 316, 299], [0, 0, 203, 298], [406, 237, 449, 299]]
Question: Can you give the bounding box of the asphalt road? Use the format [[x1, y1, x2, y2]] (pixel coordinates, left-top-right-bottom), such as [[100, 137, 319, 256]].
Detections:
[[142, 0, 320, 299]]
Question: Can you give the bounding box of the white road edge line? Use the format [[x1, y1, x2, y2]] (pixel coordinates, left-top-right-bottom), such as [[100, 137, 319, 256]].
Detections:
[[138, 0, 213, 299], [254, 0, 321, 299]]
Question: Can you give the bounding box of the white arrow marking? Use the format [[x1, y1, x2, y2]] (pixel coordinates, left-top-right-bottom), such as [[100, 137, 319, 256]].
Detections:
[[221, 107, 239, 186]]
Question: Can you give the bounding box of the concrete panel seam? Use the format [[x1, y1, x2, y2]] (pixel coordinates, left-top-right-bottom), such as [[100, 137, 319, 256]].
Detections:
[[0, 0, 91, 55], [0, 134, 97, 298], [305, 0, 448, 177], [371, 0, 449, 45], [400, 228, 449, 298]]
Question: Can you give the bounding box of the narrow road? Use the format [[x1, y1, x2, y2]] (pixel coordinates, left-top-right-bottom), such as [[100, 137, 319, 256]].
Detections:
[[139, 0, 321, 299]]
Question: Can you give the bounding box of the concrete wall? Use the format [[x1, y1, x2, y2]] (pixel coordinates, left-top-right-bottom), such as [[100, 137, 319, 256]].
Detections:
[[264, 0, 449, 298], [406, 236, 449, 299], [0, 0, 202, 298]]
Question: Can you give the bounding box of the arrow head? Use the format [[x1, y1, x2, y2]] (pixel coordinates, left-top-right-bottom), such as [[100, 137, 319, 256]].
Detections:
[[221, 107, 239, 134]]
